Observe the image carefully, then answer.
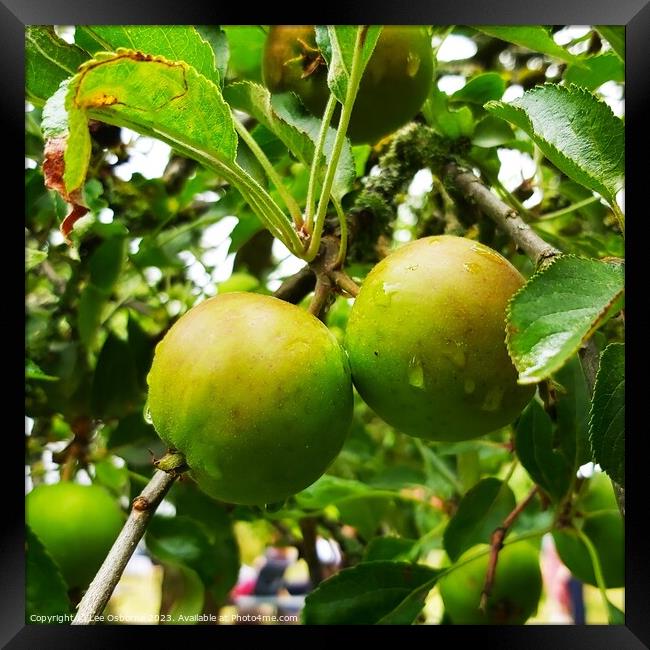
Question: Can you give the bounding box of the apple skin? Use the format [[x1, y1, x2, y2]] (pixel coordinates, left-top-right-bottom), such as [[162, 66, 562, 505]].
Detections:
[[553, 472, 624, 588], [439, 541, 542, 624], [344, 236, 535, 441], [146, 292, 353, 505], [26, 482, 125, 589], [263, 26, 434, 144]]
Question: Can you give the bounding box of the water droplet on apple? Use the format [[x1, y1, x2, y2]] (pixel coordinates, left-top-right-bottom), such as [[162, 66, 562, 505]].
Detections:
[[408, 356, 425, 389], [481, 386, 504, 411]]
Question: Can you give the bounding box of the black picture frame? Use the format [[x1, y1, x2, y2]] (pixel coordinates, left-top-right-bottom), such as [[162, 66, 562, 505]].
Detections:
[[8, 1, 648, 646]]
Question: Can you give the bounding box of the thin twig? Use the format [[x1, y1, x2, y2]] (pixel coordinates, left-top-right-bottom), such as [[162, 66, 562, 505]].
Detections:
[[72, 469, 179, 624], [331, 270, 360, 298], [445, 162, 560, 267], [273, 266, 316, 304], [480, 486, 539, 611]]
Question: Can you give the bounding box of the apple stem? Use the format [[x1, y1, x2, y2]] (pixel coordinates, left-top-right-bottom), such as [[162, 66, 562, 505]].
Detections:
[[71, 458, 184, 624], [479, 485, 539, 612], [308, 276, 334, 320]]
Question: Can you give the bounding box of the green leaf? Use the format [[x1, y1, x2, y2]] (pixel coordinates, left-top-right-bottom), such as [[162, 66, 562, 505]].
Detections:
[[554, 355, 592, 472], [564, 52, 624, 90], [42, 50, 237, 198], [26, 526, 71, 622], [195, 26, 229, 86], [25, 248, 48, 272], [223, 26, 266, 82], [74, 26, 221, 85], [507, 256, 624, 382], [515, 400, 573, 500], [475, 26, 580, 64], [25, 26, 88, 106], [315, 26, 382, 105], [147, 513, 238, 601], [595, 26, 625, 61], [471, 115, 515, 148], [167, 483, 240, 602], [91, 333, 142, 418], [77, 284, 106, 350], [165, 564, 205, 624], [147, 516, 213, 569], [107, 412, 158, 449], [607, 600, 625, 625], [589, 343, 625, 487], [302, 561, 437, 624], [443, 478, 516, 561], [94, 456, 130, 496], [88, 236, 126, 293], [451, 72, 505, 106], [486, 84, 624, 207], [422, 84, 474, 139], [295, 475, 374, 510], [224, 81, 355, 200], [26, 359, 59, 382], [363, 537, 418, 562]]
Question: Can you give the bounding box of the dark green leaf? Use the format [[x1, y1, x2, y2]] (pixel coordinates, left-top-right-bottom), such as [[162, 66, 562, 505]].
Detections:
[[451, 73, 505, 106], [91, 333, 142, 418], [126, 316, 156, 389], [26, 527, 71, 622], [515, 400, 572, 500], [302, 561, 437, 624], [475, 26, 580, 64], [147, 516, 213, 569], [589, 343, 625, 486], [554, 355, 592, 471], [77, 284, 106, 350], [507, 256, 624, 382], [26, 359, 59, 382], [363, 537, 418, 562], [564, 52, 624, 90], [486, 84, 624, 207], [75, 26, 221, 85], [224, 82, 355, 200], [168, 483, 240, 602], [315, 26, 382, 105], [443, 478, 516, 561], [595, 26, 625, 61], [26, 26, 88, 106], [607, 600, 625, 624], [147, 512, 239, 601], [89, 237, 126, 293], [107, 412, 158, 449]]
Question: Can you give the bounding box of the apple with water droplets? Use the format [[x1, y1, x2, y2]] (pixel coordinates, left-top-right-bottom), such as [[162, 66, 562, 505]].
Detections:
[[146, 293, 353, 505], [344, 235, 535, 441]]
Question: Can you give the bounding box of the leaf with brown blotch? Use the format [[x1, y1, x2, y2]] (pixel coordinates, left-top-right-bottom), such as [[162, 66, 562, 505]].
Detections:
[[42, 130, 87, 240]]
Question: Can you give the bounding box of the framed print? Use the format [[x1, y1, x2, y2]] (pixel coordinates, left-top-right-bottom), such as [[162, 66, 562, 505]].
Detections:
[[7, 0, 648, 646]]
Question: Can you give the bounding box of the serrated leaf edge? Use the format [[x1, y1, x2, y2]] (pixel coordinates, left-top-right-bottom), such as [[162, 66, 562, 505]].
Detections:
[[505, 254, 624, 383]]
